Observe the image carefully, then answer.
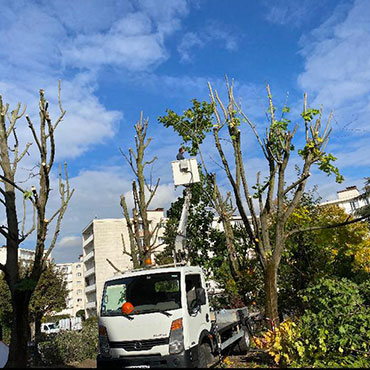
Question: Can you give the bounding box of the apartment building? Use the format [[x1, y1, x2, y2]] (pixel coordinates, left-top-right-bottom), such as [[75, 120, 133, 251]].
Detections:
[[0, 246, 51, 267], [56, 255, 85, 317], [82, 209, 165, 318], [320, 185, 370, 214], [0, 246, 35, 266]]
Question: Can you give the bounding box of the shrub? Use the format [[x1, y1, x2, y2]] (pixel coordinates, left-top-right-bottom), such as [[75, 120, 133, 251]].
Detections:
[[38, 317, 98, 366], [254, 318, 300, 366], [294, 278, 370, 367], [255, 278, 370, 367]]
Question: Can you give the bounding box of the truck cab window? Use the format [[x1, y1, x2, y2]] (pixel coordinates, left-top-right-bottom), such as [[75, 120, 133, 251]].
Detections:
[[185, 274, 203, 312], [101, 272, 181, 316]]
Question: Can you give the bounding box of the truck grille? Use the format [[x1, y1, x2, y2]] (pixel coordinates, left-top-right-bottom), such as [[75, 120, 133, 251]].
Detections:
[[109, 338, 169, 351]]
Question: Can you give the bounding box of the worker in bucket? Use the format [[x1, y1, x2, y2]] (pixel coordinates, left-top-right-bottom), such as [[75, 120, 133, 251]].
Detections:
[[176, 147, 185, 160]]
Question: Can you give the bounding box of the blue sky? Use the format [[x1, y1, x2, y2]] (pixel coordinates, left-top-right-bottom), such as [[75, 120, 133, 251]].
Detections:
[[0, 0, 369, 263]]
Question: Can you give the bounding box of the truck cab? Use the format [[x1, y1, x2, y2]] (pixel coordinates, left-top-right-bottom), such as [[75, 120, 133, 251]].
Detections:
[[97, 265, 214, 368]]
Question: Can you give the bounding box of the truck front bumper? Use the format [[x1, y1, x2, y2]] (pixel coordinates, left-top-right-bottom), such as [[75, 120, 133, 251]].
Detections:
[[97, 350, 194, 368]]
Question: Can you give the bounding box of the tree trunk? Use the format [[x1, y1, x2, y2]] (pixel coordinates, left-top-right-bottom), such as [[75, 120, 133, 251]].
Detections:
[[264, 262, 279, 326], [34, 311, 42, 340], [32, 311, 43, 366], [7, 292, 31, 368]]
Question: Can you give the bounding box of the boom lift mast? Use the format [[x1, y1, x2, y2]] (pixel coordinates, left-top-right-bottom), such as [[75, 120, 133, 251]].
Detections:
[[171, 157, 200, 264]]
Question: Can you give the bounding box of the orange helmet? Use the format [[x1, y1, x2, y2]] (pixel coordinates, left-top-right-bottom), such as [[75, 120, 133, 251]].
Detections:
[[122, 302, 135, 314]]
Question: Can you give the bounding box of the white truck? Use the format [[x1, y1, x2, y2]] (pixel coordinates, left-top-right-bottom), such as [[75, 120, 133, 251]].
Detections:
[[58, 317, 83, 331], [96, 264, 251, 368], [97, 157, 252, 367], [40, 322, 59, 335]]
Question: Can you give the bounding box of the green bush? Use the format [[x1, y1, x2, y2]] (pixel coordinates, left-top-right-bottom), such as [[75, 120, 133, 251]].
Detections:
[[285, 278, 370, 367], [42, 314, 70, 324], [38, 317, 98, 366]]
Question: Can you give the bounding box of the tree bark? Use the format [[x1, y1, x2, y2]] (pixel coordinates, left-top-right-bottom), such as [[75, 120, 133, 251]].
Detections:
[[7, 292, 31, 368], [264, 261, 279, 325]]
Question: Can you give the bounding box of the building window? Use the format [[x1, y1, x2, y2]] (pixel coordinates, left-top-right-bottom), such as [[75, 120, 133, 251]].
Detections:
[[77, 289, 82, 294], [77, 272, 82, 277], [76, 264, 81, 268], [77, 281, 81, 285]]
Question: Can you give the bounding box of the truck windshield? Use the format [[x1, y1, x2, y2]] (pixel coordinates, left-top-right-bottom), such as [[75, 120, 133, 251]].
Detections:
[[101, 272, 181, 316]]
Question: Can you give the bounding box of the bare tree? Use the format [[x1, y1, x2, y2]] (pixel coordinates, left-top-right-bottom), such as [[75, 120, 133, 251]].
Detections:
[[207, 80, 349, 324], [0, 85, 73, 367], [119, 113, 163, 268]]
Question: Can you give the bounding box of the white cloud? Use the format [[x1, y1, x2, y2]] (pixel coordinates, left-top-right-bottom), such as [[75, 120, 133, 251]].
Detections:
[[0, 0, 192, 263], [177, 21, 238, 63], [57, 236, 82, 249], [0, 73, 122, 161], [295, 0, 370, 194], [63, 13, 167, 71], [0, 0, 194, 165], [263, 0, 329, 27], [298, 0, 370, 130], [178, 32, 205, 62]]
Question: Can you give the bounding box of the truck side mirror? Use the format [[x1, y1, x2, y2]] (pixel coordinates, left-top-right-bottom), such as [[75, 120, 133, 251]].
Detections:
[[195, 287, 206, 306]]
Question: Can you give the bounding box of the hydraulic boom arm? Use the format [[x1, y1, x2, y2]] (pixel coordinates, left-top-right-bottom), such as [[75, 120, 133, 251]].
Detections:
[[174, 186, 192, 263]]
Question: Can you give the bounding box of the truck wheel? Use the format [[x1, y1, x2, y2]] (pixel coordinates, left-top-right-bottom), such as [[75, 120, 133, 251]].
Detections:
[[233, 328, 251, 354], [198, 342, 213, 368]]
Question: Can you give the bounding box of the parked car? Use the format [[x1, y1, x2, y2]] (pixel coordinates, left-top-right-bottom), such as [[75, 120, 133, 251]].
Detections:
[[41, 322, 59, 334]]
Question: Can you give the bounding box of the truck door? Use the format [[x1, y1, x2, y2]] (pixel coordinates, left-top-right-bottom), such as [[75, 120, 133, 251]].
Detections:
[[185, 274, 210, 348]]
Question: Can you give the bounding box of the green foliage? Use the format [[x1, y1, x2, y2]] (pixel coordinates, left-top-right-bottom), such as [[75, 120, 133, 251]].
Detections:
[[0, 273, 12, 329], [301, 108, 320, 122], [279, 193, 370, 315], [37, 317, 98, 366], [158, 99, 214, 155], [294, 278, 370, 367], [23, 190, 33, 199], [0, 262, 68, 330], [14, 277, 37, 292], [76, 309, 86, 320], [42, 314, 70, 324], [258, 278, 370, 367], [30, 261, 68, 321], [298, 141, 344, 185]]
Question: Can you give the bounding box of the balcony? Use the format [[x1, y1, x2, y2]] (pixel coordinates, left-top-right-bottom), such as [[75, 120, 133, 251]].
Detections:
[[84, 250, 94, 263], [85, 283, 96, 294], [85, 267, 95, 278], [86, 301, 96, 310], [83, 233, 94, 246]]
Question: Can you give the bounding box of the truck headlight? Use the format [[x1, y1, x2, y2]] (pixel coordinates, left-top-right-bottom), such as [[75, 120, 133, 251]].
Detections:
[[169, 318, 184, 355], [98, 325, 110, 357]]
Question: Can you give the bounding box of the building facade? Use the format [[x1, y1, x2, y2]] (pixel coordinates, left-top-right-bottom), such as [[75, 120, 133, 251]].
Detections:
[[82, 209, 166, 318], [320, 185, 370, 214], [0, 247, 37, 266], [56, 255, 85, 317]]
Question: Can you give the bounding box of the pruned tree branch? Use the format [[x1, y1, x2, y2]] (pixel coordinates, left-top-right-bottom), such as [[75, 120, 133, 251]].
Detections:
[[106, 258, 123, 273], [287, 212, 370, 237]]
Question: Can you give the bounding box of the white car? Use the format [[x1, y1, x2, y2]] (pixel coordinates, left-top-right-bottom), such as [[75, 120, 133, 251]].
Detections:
[[41, 322, 60, 334]]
